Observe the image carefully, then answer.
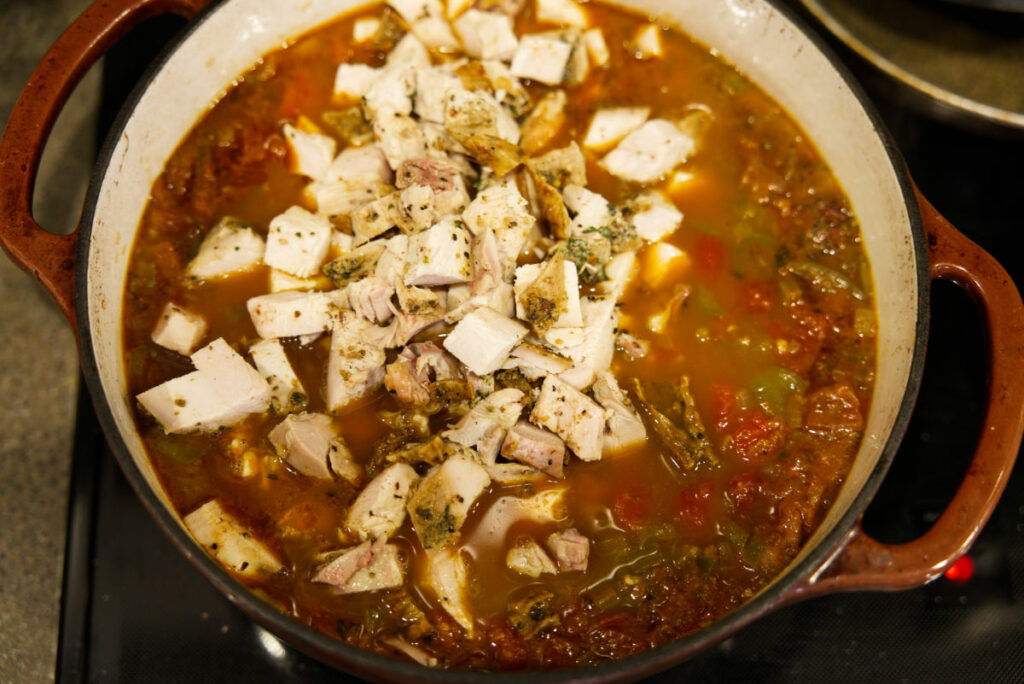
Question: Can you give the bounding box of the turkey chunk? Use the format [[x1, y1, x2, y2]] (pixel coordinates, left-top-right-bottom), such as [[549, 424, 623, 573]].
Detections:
[[136, 372, 242, 434], [535, 0, 588, 27], [397, 157, 470, 216], [415, 65, 463, 124], [268, 412, 336, 479], [137, 340, 270, 434], [313, 145, 393, 217], [151, 303, 207, 356], [445, 87, 521, 144], [282, 123, 336, 180], [324, 144, 393, 186], [246, 291, 342, 340], [373, 110, 429, 169], [461, 179, 535, 261], [506, 343, 573, 375], [388, 0, 459, 49], [374, 233, 410, 286], [399, 183, 436, 232], [312, 541, 404, 594], [582, 107, 650, 150], [514, 257, 582, 331], [329, 438, 364, 486], [510, 34, 572, 86], [485, 463, 550, 485], [249, 339, 307, 413], [501, 421, 566, 478], [546, 527, 589, 571], [407, 454, 491, 549], [387, 32, 432, 70], [631, 23, 663, 59], [562, 183, 612, 236], [190, 338, 272, 416], [326, 311, 387, 412], [442, 387, 526, 463], [353, 17, 380, 43], [454, 9, 519, 61], [185, 217, 265, 282], [530, 374, 605, 462], [346, 276, 396, 324], [363, 65, 417, 118], [264, 206, 333, 278], [404, 218, 474, 286], [547, 294, 618, 389], [599, 119, 697, 184], [334, 63, 380, 100], [582, 28, 609, 66], [592, 371, 646, 452], [628, 190, 683, 242], [345, 463, 420, 541], [184, 500, 281, 578], [507, 537, 559, 577], [443, 307, 528, 375], [470, 488, 567, 547], [423, 547, 475, 633]]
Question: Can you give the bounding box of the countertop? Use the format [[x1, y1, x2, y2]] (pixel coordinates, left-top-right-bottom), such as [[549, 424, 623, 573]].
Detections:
[[0, 0, 96, 681]]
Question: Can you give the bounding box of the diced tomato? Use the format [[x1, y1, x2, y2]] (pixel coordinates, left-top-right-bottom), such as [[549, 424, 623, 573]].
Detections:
[[740, 281, 774, 313], [694, 234, 726, 279], [768, 303, 829, 373], [729, 409, 786, 464], [486, 621, 531, 669], [614, 488, 650, 530], [709, 383, 736, 433], [804, 382, 864, 432], [726, 472, 763, 512], [676, 482, 714, 534]]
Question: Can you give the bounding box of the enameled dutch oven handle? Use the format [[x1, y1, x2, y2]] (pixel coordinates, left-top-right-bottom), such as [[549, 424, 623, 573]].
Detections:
[[791, 187, 1024, 600], [0, 0, 209, 329]]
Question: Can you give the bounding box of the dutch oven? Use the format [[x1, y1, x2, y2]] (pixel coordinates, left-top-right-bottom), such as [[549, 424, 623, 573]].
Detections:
[[2, 0, 1023, 681]]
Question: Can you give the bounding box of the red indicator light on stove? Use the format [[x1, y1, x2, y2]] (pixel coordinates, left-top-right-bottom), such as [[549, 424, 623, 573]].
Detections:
[[944, 555, 975, 584]]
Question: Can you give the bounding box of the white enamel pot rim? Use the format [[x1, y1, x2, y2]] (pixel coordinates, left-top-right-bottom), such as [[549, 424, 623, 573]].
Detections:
[[73, 0, 929, 681]]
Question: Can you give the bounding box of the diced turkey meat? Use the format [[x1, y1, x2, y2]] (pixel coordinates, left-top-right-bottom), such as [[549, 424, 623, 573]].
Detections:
[[506, 536, 559, 577], [326, 311, 387, 412], [150, 303, 207, 356], [312, 540, 405, 594], [345, 463, 420, 541], [500, 420, 566, 478], [184, 500, 282, 578], [546, 527, 589, 571], [185, 218, 265, 281], [530, 374, 606, 462], [268, 412, 337, 479], [407, 454, 491, 548]]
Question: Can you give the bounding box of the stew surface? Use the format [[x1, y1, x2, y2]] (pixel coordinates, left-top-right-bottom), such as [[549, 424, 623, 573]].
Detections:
[[123, 0, 876, 670]]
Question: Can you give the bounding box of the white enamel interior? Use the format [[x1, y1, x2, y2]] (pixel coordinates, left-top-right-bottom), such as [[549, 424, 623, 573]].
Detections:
[[85, 0, 918, 575]]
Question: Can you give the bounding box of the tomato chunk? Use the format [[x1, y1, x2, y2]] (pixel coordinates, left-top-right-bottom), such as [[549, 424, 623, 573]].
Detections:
[[739, 281, 774, 313], [614, 489, 651, 530], [726, 472, 763, 512], [729, 409, 786, 464], [709, 383, 736, 433], [694, 234, 726, 279], [676, 482, 714, 534]]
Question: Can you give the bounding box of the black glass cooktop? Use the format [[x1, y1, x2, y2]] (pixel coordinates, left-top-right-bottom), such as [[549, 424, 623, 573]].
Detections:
[[56, 6, 1024, 683]]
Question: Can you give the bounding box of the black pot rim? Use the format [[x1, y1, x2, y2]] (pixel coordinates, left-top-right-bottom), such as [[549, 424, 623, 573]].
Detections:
[[73, 0, 930, 680]]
